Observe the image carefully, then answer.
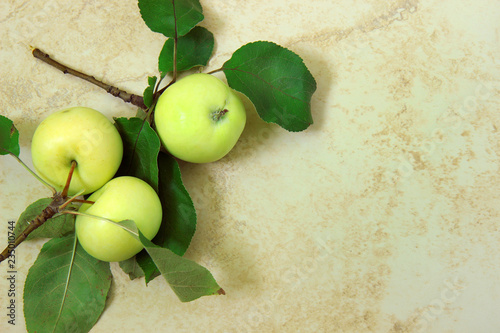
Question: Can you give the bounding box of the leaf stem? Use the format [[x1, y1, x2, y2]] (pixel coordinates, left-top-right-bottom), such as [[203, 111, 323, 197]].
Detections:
[[6, 150, 56, 195], [63, 211, 139, 238], [32, 48, 147, 110], [58, 189, 85, 211], [173, 36, 178, 82], [206, 67, 223, 75], [172, 3, 179, 83], [0, 164, 85, 262], [53, 233, 78, 331], [153, 79, 175, 99]]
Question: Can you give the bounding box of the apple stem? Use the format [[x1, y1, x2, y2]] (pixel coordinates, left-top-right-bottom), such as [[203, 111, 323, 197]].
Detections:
[[72, 199, 95, 205], [213, 109, 229, 121], [61, 160, 77, 198]]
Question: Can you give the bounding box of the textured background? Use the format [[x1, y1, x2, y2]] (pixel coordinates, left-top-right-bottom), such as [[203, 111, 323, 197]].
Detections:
[[0, 0, 499, 332]]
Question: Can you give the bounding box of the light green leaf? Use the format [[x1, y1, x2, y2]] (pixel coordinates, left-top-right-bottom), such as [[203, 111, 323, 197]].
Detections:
[[159, 26, 214, 74], [138, 0, 204, 38], [0, 114, 20, 156], [222, 41, 317, 132], [13, 198, 75, 240], [24, 234, 112, 333]]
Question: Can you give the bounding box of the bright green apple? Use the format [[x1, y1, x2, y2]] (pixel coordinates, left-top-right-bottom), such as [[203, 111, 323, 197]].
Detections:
[[75, 176, 162, 262], [154, 73, 246, 163], [31, 106, 123, 195]]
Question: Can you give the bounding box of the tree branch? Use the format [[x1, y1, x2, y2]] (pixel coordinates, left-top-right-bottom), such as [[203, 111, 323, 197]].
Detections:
[[32, 48, 147, 110], [0, 195, 63, 262], [0, 158, 86, 263]]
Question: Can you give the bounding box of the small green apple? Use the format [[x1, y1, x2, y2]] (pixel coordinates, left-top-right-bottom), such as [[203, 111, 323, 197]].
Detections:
[[75, 176, 162, 262], [154, 73, 246, 163], [31, 106, 123, 195]]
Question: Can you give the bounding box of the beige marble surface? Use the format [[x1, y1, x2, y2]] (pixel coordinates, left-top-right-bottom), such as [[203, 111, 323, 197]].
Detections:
[[1, 0, 499, 332]]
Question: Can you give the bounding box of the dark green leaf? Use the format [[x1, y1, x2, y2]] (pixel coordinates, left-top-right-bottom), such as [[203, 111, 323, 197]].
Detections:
[[159, 26, 214, 74], [155, 152, 197, 255], [138, 0, 204, 38], [13, 198, 75, 240], [115, 221, 153, 281], [135, 250, 159, 282], [0, 114, 20, 156], [134, 152, 197, 283], [222, 41, 317, 131], [114, 117, 161, 192], [24, 234, 112, 333], [139, 230, 224, 302], [143, 76, 158, 108]]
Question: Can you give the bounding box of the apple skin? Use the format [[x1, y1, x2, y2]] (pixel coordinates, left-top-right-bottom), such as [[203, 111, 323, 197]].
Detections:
[[154, 73, 246, 163], [31, 107, 123, 195], [75, 176, 162, 262]]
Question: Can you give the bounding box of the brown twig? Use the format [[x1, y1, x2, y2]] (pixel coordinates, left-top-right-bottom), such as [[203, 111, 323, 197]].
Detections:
[[0, 193, 65, 262], [32, 48, 147, 110], [0, 160, 90, 263]]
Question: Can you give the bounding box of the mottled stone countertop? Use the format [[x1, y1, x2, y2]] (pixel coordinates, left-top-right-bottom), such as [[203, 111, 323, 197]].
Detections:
[[0, 0, 499, 332]]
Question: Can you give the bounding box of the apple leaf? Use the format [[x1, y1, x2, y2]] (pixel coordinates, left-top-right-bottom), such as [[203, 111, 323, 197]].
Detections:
[[135, 250, 159, 282], [128, 152, 197, 283], [119, 256, 145, 280], [143, 76, 158, 108], [113, 220, 145, 280], [222, 41, 317, 132], [155, 152, 197, 255], [139, 230, 224, 302], [115, 117, 161, 192], [115, 220, 222, 302], [0, 114, 20, 157], [24, 234, 112, 333], [158, 26, 214, 75], [138, 0, 204, 38], [13, 198, 75, 240]]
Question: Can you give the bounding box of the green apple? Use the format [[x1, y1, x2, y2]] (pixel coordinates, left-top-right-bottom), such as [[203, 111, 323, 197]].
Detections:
[[75, 176, 162, 262], [31, 106, 123, 195], [154, 73, 246, 163]]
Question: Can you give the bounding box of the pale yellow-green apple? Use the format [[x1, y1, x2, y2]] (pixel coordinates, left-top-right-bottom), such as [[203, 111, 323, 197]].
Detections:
[[75, 176, 162, 262], [154, 73, 246, 163], [31, 107, 123, 195]]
